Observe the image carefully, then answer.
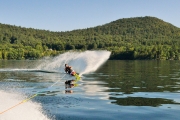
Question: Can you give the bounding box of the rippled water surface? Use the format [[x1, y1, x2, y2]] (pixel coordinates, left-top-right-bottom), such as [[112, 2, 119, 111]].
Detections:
[[0, 60, 180, 120]]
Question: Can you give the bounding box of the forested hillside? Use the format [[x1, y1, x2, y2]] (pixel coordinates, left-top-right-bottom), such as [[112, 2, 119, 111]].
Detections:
[[0, 16, 180, 60]]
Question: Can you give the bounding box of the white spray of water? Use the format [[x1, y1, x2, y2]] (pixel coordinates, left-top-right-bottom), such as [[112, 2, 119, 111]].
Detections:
[[0, 90, 50, 120], [0, 50, 110, 119], [36, 50, 111, 75]]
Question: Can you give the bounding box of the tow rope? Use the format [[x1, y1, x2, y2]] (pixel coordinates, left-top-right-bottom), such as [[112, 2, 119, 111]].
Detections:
[[0, 73, 69, 115]]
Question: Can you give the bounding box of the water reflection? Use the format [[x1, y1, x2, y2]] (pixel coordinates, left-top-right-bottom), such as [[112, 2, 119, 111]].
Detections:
[[110, 97, 180, 107], [1, 60, 180, 109], [65, 79, 79, 94], [94, 60, 180, 107]]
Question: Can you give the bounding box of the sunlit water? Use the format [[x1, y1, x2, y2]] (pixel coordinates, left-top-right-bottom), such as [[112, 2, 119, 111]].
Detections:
[[0, 52, 180, 120]]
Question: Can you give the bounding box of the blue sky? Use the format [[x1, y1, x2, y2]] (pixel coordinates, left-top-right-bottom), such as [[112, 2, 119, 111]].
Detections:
[[0, 0, 180, 31]]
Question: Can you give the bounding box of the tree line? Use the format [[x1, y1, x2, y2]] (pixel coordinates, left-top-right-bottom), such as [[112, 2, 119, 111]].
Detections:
[[0, 16, 180, 60]]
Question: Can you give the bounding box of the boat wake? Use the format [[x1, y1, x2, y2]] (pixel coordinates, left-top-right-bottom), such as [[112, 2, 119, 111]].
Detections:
[[0, 90, 51, 120], [0, 68, 61, 73]]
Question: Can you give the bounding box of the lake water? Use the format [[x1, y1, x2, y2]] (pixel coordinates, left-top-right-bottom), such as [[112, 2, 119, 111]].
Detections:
[[0, 52, 180, 120]]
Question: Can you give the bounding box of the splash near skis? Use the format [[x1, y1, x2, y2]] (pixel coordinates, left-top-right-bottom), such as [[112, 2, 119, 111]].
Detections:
[[36, 50, 111, 76]]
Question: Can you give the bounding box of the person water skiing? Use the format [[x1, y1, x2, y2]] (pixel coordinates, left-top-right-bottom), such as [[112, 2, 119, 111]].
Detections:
[[64, 64, 72, 74], [64, 64, 80, 79]]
